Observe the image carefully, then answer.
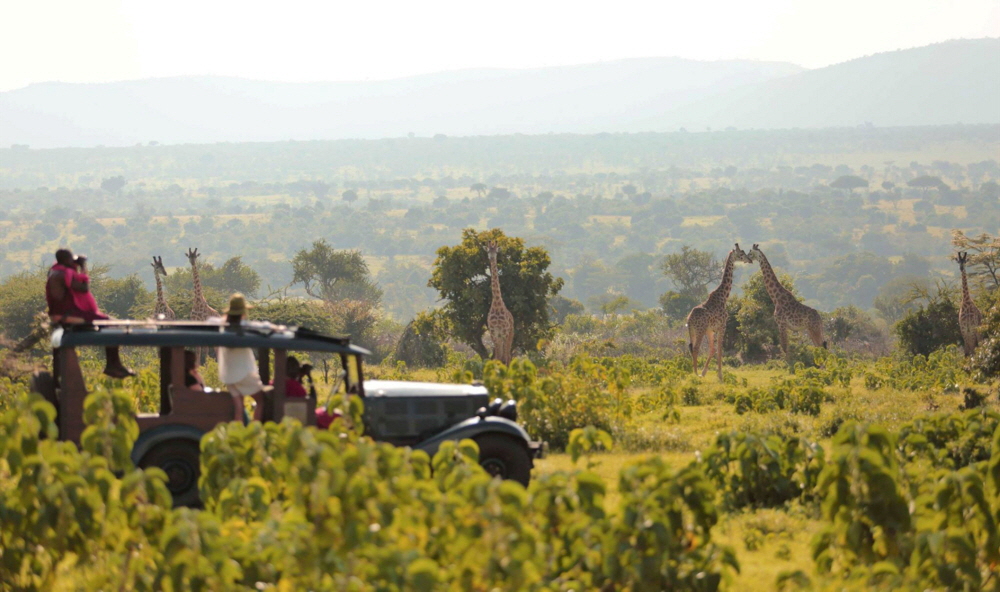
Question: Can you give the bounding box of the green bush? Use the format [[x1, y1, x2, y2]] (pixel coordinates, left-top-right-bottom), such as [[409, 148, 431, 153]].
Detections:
[[698, 430, 825, 510]]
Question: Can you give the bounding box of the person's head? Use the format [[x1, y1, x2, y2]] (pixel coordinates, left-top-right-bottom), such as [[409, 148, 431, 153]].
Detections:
[[224, 293, 250, 325], [286, 355, 301, 379], [55, 248, 74, 266], [184, 350, 197, 371]]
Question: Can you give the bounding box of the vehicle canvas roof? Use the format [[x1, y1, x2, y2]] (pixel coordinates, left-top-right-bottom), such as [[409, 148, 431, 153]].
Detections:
[[51, 320, 371, 355]]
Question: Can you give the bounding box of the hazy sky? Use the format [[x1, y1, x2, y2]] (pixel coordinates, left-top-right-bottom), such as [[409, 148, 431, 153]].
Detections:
[[2, 0, 998, 92]]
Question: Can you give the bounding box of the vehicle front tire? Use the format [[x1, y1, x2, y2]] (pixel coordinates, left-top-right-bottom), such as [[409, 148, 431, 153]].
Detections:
[[138, 439, 202, 508], [474, 434, 532, 487]]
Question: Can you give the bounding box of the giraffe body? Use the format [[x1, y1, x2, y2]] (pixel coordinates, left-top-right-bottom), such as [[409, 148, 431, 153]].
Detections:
[[151, 256, 176, 321], [687, 244, 752, 379], [186, 248, 219, 320], [486, 241, 515, 365], [186, 248, 218, 362], [750, 245, 826, 359], [957, 252, 982, 356]]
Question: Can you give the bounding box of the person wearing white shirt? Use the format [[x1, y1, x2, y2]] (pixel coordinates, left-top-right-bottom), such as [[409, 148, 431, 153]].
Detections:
[[217, 294, 264, 422]]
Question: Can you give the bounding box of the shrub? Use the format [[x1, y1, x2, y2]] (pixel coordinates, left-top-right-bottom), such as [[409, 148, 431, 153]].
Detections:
[[698, 430, 825, 510], [894, 295, 962, 356]]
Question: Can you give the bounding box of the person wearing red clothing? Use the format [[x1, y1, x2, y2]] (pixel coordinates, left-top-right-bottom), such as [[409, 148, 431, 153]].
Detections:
[[278, 355, 308, 398], [46, 248, 134, 378]]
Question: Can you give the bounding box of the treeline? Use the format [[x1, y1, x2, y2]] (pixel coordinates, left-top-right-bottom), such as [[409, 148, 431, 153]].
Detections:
[[3, 124, 998, 188]]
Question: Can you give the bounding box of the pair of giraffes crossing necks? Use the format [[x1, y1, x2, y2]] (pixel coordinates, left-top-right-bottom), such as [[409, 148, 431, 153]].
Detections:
[[151, 248, 218, 323], [687, 243, 825, 380]]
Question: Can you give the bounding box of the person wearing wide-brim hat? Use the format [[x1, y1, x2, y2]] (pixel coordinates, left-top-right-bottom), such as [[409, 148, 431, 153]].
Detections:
[[217, 293, 263, 422]]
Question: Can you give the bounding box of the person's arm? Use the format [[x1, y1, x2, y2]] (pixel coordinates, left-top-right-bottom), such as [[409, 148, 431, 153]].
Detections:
[[68, 265, 90, 293]]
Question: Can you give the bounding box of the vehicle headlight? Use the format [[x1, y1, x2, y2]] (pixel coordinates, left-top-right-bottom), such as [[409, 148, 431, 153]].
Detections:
[[487, 398, 503, 415], [498, 399, 518, 422]]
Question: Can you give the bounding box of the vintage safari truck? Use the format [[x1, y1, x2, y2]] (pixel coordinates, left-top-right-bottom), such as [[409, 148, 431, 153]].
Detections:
[[30, 320, 544, 506]]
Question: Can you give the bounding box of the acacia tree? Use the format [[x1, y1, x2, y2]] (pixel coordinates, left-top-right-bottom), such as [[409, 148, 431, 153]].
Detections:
[[429, 228, 564, 359], [952, 230, 1000, 289], [830, 175, 868, 194], [291, 240, 380, 304], [659, 246, 721, 319]]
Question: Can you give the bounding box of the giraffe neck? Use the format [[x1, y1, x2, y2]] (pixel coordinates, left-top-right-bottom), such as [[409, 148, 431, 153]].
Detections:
[[154, 272, 166, 306], [488, 255, 505, 308], [191, 260, 205, 301], [960, 265, 974, 305], [706, 251, 736, 306], [756, 251, 787, 302]]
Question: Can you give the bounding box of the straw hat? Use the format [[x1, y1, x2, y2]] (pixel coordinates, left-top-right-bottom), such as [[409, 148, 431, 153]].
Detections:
[[224, 293, 252, 316]]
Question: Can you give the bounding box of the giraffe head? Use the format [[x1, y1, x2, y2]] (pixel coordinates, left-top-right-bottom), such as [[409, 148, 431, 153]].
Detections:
[[957, 251, 969, 271], [748, 243, 763, 263], [732, 243, 753, 265], [186, 248, 200, 265], [151, 256, 168, 277], [486, 240, 499, 263]]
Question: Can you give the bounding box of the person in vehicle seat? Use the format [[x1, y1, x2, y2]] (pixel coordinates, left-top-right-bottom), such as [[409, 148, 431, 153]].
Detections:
[[278, 355, 308, 398], [217, 294, 263, 422], [46, 248, 134, 378], [184, 350, 206, 391]]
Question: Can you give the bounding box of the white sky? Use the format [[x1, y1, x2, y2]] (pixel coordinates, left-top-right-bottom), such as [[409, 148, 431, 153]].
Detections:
[[2, 0, 998, 92]]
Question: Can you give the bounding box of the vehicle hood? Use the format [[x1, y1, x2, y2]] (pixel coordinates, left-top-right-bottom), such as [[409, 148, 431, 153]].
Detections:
[[363, 380, 489, 398]]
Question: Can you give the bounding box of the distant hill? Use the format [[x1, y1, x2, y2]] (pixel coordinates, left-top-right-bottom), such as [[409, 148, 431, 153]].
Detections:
[[1, 58, 803, 148], [654, 39, 1000, 130], [1, 39, 997, 149]]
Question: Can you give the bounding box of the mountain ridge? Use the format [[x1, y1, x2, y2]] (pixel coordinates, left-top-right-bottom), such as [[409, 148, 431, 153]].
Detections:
[[1, 39, 996, 148]]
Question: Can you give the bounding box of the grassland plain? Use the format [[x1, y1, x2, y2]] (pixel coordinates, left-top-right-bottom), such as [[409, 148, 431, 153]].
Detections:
[[531, 364, 982, 590], [1, 344, 998, 589]]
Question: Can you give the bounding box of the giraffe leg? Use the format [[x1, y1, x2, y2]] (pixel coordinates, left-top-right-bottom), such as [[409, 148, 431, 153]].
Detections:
[[690, 330, 704, 375], [700, 332, 715, 377], [716, 331, 724, 381], [777, 324, 791, 368], [807, 324, 825, 349]]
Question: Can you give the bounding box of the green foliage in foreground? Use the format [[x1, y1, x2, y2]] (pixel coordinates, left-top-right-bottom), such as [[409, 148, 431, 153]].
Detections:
[[0, 387, 739, 591]]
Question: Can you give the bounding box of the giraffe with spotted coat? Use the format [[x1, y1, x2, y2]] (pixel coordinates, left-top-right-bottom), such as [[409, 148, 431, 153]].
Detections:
[[749, 244, 826, 361], [687, 243, 753, 379]]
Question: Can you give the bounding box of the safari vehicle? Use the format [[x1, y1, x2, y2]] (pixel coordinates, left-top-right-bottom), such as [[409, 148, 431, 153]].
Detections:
[[30, 320, 545, 506]]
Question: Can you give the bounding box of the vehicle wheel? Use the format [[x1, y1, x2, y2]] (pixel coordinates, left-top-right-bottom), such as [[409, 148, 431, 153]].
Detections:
[[30, 371, 58, 409], [139, 439, 202, 508], [474, 434, 532, 487]]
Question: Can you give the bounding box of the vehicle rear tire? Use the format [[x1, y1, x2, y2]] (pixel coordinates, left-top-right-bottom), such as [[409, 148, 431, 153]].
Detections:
[[139, 439, 202, 508], [474, 434, 532, 487], [30, 371, 57, 409]]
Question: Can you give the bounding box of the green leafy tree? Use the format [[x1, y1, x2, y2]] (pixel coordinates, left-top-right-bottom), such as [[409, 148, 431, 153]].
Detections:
[[100, 175, 127, 195], [830, 175, 868, 194], [951, 230, 999, 289], [394, 311, 447, 368], [548, 294, 585, 324], [429, 228, 563, 359], [165, 256, 262, 298], [659, 290, 700, 321], [91, 274, 153, 319], [894, 292, 963, 356], [969, 292, 1000, 381], [291, 239, 381, 304], [725, 271, 801, 361], [660, 246, 721, 301]]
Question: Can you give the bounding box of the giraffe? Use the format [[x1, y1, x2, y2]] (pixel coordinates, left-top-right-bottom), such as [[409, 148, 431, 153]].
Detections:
[[749, 244, 826, 361], [186, 248, 219, 321], [486, 241, 515, 365], [957, 251, 982, 356], [151, 256, 176, 321], [686, 243, 753, 379], [187, 248, 218, 363]]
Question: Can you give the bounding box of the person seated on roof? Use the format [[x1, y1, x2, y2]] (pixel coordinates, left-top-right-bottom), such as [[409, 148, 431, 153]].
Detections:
[[45, 248, 135, 378], [276, 355, 308, 398], [183, 350, 207, 392], [216, 294, 263, 422]]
